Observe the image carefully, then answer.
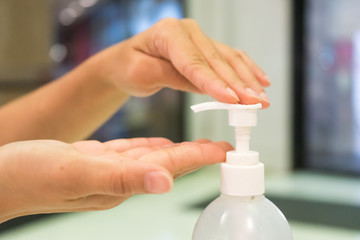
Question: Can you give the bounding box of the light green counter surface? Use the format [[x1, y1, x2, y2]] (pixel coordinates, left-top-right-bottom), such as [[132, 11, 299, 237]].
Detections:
[[1, 166, 360, 240]]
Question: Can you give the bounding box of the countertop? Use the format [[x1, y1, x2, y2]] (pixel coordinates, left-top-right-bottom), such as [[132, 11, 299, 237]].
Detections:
[[1, 166, 360, 240]]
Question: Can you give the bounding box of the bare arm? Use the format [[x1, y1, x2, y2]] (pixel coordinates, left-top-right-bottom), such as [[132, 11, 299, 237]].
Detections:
[[0, 18, 270, 145], [0, 59, 129, 145]]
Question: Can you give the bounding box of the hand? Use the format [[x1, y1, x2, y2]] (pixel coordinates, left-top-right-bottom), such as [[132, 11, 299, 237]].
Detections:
[[0, 138, 232, 222], [87, 18, 271, 108]]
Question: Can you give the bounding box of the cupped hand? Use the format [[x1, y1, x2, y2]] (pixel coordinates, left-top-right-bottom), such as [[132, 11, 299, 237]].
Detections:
[[89, 18, 270, 108], [0, 138, 232, 222]]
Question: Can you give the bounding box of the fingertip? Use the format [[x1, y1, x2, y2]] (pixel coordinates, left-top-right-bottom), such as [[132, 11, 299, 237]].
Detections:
[[144, 170, 173, 194], [262, 81, 271, 88], [255, 73, 271, 87], [261, 100, 271, 109], [202, 80, 240, 104], [211, 86, 240, 104], [234, 87, 261, 105], [260, 92, 271, 109], [214, 141, 234, 152], [245, 88, 261, 100], [262, 75, 271, 86], [226, 87, 240, 103]]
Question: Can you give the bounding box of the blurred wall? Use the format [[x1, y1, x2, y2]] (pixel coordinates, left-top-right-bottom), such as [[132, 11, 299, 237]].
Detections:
[[185, 0, 292, 174], [0, 0, 51, 82], [0, 0, 52, 110]]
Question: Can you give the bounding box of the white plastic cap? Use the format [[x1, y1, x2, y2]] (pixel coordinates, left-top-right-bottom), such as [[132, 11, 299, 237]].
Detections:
[[191, 102, 261, 127], [221, 151, 264, 196], [191, 101, 264, 196]]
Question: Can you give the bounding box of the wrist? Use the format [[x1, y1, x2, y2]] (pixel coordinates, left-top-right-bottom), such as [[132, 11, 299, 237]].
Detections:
[[0, 144, 24, 223], [85, 39, 160, 97], [78, 55, 129, 100], [83, 41, 129, 95]]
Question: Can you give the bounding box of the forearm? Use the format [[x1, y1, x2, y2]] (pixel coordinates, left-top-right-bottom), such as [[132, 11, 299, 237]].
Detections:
[[0, 57, 129, 145], [0, 17, 271, 146]]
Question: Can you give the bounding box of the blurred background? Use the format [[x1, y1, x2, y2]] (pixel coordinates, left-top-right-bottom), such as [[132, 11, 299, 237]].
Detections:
[[0, 0, 185, 143], [1, 0, 360, 239]]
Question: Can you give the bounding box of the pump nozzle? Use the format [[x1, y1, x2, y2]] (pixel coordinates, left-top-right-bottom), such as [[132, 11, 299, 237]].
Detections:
[[191, 102, 261, 127], [191, 101, 264, 196], [191, 102, 261, 153]]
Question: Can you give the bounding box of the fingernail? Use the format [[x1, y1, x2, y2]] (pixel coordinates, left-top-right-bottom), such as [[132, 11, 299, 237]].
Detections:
[[145, 171, 172, 194], [260, 91, 269, 101], [264, 75, 271, 83], [260, 92, 270, 108], [246, 88, 260, 100], [226, 87, 240, 102]]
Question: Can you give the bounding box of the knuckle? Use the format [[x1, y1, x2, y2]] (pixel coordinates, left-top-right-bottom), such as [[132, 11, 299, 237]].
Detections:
[[157, 137, 173, 144], [155, 17, 181, 30], [92, 198, 112, 211], [163, 148, 179, 172], [131, 137, 147, 146], [88, 197, 125, 211], [107, 166, 129, 195], [231, 50, 245, 61], [181, 18, 199, 28], [207, 49, 224, 62], [182, 61, 208, 92], [182, 56, 206, 78], [193, 142, 205, 156], [237, 49, 247, 56]]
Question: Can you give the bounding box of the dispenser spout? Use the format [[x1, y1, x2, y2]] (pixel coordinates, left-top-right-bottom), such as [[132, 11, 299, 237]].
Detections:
[[190, 102, 261, 127], [191, 101, 264, 196], [190, 102, 261, 112], [191, 101, 261, 153]]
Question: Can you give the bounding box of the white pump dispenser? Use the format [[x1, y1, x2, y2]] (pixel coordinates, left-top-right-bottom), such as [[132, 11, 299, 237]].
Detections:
[[191, 102, 293, 240]]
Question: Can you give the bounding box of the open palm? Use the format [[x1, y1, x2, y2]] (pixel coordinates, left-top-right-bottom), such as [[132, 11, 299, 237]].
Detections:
[[0, 138, 232, 223]]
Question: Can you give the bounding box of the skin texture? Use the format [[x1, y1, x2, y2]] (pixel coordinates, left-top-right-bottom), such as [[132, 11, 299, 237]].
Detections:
[[0, 18, 270, 145], [0, 18, 270, 222], [0, 138, 233, 223]]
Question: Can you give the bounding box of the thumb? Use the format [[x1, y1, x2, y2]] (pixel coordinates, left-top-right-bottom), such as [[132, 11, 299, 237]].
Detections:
[[99, 160, 173, 195]]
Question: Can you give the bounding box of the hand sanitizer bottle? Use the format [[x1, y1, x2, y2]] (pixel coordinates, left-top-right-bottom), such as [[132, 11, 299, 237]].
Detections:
[[191, 102, 293, 240]]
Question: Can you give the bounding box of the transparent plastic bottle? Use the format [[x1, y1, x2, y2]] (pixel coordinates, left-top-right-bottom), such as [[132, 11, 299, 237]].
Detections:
[[191, 102, 293, 240], [192, 194, 292, 239]]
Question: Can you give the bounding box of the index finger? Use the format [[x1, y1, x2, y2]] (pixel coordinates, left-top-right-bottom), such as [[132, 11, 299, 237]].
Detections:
[[138, 141, 233, 178], [104, 137, 173, 153]]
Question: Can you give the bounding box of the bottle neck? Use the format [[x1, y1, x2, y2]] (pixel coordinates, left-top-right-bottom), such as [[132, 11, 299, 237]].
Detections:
[[220, 193, 265, 202], [220, 161, 265, 196], [234, 126, 251, 152]]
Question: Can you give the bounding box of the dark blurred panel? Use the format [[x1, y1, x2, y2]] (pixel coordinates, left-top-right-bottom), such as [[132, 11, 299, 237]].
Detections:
[[50, 0, 185, 142], [294, 0, 360, 175]]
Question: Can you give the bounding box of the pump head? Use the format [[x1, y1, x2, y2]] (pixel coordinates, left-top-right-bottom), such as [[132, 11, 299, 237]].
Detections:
[[191, 102, 261, 127], [191, 101, 264, 196], [191, 102, 261, 153]]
